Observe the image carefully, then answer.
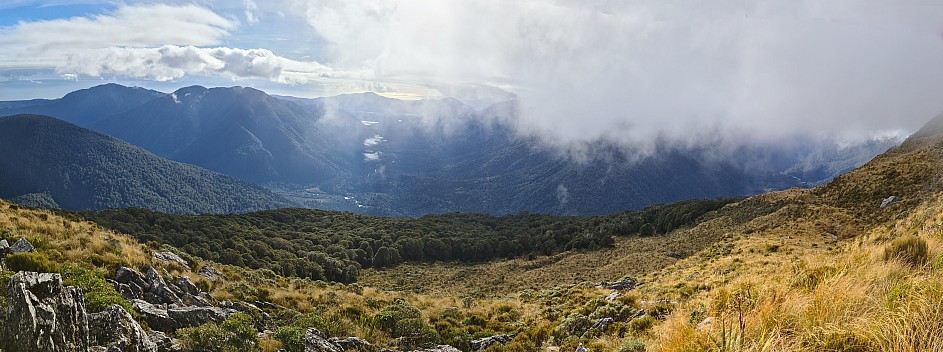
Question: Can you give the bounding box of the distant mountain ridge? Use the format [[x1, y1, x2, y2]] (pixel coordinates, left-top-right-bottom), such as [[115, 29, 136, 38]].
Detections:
[[0, 84, 903, 216], [0, 114, 293, 214]]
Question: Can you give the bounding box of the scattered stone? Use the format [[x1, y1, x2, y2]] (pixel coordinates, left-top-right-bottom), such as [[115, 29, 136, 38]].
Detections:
[[10, 237, 34, 253], [88, 304, 157, 352], [1, 271, 89, 352], [198, 264, 223, 281], [589, 317, 613, 331], [606, 291, 621, 301], [575, 343, 589, 352], [471, 334, 515, 350], [881, 196, 900, 208], [153, 251, 190, 268], [609, 277, 637, 290], [304, 328, 343, 352], [667, 251, 684, 259]]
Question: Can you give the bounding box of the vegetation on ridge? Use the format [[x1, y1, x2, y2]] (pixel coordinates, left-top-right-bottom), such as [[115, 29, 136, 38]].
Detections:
[[83, 197, 736, 283]]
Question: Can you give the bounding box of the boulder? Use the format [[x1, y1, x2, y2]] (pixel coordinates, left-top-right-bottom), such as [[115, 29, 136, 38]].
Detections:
[[575, 343, 589, 352], [471, 334, 515, 350], [147, 331, 182, 352], [605, 291, 621, 302], [10, 237, 35, 253], [132, 300, 176, 333], [153, 252, 190, 269], [144, 267, 182, 305], [666, 251, 684, 259], [173, 276, 201, 296], [113, 267, 147, 300], [609, 277, 637, 290], [0, 239, 9, 256], [305, 328, 343, 352], [198, 264, 223, 281], [881, 196, 901, 208], [132, 299, 235, 333], [88, 304, 157, 352], [1, 271, 90, 352]]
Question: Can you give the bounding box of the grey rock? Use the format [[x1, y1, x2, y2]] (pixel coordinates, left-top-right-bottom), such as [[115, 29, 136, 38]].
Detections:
[[609, 277, 637, 290], [1, 271, 90, 352], [409, 346, 462, 352], [173, 276, 201, 296], [115, 267, 148, 288], [0, 239, 9, 256], [575, 343, 589, 352], [667, 251, 684, 259], [167, 305, 234, 328], [131, 299, 235, 333], [147, 331, 181, 352], [153, 252, 190, 269], [471, 334, 515, 350], [329, 336, 380, 352], [10, 237, 34, 253], [589, 317, 613, 332], [305, 328, 343, 352], [133, 300, 175, 333], [881, 196, 901, 208], [198, 264, 223, 281], [144, 267, 181, 305], [88, 304, 157, 352], [605, 291, 621, 301]]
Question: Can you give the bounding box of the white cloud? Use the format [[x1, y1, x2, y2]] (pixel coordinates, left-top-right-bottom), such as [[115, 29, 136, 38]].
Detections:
[[0, 4, 332, 83], [294, 0, 943, 150], [245, 0, 259, 25]]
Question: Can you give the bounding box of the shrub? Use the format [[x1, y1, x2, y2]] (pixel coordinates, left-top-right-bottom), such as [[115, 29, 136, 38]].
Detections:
[[5, 252, 60, 273], [615, 339, 646, 352], [62, 265, 133, 314], [629, 315, 656, 333], [883, 235, 928, 267], [273, 313, 326, 352], [374, 299, 423, 335], [553, 313, 592, 341], [178, 313, 260, 352]]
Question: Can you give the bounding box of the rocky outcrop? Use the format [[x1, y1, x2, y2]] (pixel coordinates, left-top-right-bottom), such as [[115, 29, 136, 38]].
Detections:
[[1, 271, 89, 352], [409, 346, 461, 352], [881, 196, 901, 208], [153, 252, 189, 269], [132, 299, 236, 333], [198, 264, 223, 281], [305, 328, 344, 352], [329, 336, 382, 352], [147, 331, 181, 352], [88, 304, 157, 352], [0, 239, 9, 256], [144, 267, 182, 305], [10, 237, 35, 253], [609, 277, 637, 290], [471, 334, 515, 350]]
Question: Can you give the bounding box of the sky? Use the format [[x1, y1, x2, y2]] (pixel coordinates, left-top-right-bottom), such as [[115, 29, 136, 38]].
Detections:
[[2, 0, 943, 149]]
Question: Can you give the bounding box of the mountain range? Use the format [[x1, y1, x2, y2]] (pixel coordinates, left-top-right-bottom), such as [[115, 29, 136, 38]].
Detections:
[[0, 114, 292, 214], [0, 84, 903, 215]]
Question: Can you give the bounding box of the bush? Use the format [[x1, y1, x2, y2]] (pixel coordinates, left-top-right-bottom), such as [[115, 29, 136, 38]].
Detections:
[[553, 313, 592, 341], [62, 265, 133, 314], [615, 339, 646, 352], [274, 313, 326, 352], [884, 235, 928, 267], [178, 313, 260, 352], [374, 299, 438, 349], [5, 252, 60, 273]]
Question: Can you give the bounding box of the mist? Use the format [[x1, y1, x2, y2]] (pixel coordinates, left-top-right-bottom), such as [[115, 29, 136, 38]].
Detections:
[[294, 0, 943, 154]]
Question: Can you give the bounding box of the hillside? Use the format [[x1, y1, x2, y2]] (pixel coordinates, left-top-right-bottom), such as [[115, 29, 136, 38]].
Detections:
[[0, 84, 900, 216], [0, 114, 293, 214], [0, 112, 940, 351]]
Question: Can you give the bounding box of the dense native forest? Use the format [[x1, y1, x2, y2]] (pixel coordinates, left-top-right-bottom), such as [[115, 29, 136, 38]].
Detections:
[[83, 197, 738, 283]]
